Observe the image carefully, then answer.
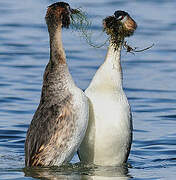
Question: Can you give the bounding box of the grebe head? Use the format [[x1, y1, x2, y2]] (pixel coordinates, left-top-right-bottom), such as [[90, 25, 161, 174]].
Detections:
[[103, 10, 137, 45], [45, 2, 76, 29], [114, 10, 137, 34]]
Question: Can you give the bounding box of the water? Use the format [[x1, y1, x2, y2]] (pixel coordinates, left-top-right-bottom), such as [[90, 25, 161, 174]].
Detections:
[[0, 0, 176, 179]]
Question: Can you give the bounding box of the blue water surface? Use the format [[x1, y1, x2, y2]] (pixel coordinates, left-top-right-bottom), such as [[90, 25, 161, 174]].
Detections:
[[0, 0, 176, 179]]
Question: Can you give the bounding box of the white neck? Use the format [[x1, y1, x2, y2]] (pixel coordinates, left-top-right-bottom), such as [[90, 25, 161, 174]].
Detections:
[[88, 41, 123, 92], [104, 42, 122, 72]]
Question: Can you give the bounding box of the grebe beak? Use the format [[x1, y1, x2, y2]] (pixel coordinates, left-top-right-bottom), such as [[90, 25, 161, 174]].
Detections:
[[70, 8, 80, 14]]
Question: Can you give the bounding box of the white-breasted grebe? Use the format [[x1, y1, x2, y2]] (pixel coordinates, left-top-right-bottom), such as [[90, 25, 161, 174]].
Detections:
[[25, 2, 89, 167], [78, 11, 137, 166]]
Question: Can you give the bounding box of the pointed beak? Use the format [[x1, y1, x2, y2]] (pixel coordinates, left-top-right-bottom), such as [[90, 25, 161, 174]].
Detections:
[[70, 8, 79, 14]]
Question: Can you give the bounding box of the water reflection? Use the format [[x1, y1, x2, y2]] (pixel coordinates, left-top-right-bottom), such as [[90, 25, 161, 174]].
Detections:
[[82, 166, 130, 180], [24, 163, 130, 180]]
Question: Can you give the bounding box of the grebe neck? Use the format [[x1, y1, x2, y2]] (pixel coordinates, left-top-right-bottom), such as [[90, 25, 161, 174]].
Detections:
[[101, 40, 124, 91], [104, 40, 123, 72], [49, 26, 66, 65], [87, 41, 124, 92]]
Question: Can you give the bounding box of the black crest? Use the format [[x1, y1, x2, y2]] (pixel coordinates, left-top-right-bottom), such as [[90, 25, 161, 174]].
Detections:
[[114, 10, 129, 19], [48, 2, 70, 9]]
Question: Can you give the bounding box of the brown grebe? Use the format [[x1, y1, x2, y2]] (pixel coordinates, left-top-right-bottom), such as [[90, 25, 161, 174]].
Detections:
[[79, 11, 137, 166], [25, 2, 89, 167]]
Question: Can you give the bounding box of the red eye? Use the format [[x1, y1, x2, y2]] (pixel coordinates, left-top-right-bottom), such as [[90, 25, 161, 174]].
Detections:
[[117, 15, 124, 20]]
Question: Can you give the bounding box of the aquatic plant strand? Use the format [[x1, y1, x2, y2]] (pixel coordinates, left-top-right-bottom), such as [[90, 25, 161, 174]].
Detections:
[[71, 10, 154, 52], [123, 41, 154, 54], [71, 8, 109, 48]]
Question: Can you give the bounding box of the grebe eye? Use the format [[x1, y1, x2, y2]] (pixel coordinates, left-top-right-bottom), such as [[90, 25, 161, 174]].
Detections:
[[117, 15, 124, 20]]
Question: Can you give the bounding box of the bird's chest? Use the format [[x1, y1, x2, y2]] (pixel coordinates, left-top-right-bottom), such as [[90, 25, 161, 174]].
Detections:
[[70, 88, 89, 139], [87, 90, 130, 134]]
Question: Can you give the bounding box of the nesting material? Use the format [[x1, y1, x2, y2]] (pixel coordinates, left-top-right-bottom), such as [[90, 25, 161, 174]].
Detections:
[[70, 8, 92, 39], [70, 10, 153, 52], [123, 41, 154, 54], [70, 9, 109, 48], [103, 15, 136, 49], [103, 15, 153, 53]]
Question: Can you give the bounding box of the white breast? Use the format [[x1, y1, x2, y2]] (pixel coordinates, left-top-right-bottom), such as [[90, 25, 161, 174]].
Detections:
[[72, 87, 89, 144], [83, 87, 131, 166]]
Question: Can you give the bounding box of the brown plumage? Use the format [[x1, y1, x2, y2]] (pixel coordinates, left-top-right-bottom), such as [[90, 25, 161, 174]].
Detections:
[[25, 2, 88, 167], [26, 93, 75, 166]]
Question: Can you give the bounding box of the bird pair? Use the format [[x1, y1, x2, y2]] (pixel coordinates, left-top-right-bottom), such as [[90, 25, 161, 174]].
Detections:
[[25, 2, 137, 167]]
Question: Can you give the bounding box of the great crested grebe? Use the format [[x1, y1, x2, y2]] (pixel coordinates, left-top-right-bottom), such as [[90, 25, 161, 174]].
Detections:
[[25, 2, 89, 167], [79, 11, 137, 166]]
